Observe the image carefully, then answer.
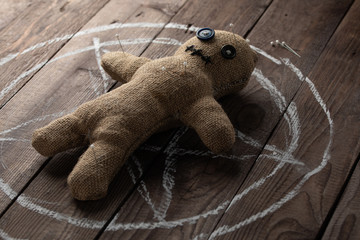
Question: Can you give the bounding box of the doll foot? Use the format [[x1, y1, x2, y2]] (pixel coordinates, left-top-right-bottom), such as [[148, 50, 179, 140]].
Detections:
[[67, 172, 108, 201]]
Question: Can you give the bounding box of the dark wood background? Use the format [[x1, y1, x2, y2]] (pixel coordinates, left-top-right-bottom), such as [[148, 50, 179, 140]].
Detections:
[[0, 0, 359, 239]]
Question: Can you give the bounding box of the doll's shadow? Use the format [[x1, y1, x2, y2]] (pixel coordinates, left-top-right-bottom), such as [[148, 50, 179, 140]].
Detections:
[[43, 147, 133, 212], [220, 93, 266, 134], [44, 147, 85, 178], [42, 93, 265, 211]]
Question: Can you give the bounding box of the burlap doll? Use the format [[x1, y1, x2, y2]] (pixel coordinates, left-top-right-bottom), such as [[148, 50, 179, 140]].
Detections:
[[32, 28, 258, 200]]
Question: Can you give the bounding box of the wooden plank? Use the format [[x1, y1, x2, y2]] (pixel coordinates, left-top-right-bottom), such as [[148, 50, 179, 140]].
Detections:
[[0, 0, 140, 213], [0, 0, 110, 107], [0, 0, 40, 31], [208, 0, 360, 239], [322, 158, 360, 240], [0, 0, 178, 215], [0, 0, 189, 238], [141, 0, 272, 59], [99, 0, 354, 239]]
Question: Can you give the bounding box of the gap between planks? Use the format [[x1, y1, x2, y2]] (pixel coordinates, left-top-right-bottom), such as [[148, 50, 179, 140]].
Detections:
[[201, 0, 357, 238], [316, 152, 360, 239]]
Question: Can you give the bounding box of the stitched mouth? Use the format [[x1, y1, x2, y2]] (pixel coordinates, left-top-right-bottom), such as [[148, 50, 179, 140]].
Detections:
[[185, 45, 212, 64]]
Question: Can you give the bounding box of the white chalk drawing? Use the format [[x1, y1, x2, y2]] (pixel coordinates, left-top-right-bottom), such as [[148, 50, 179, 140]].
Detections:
[[0, 22, 333, 239]]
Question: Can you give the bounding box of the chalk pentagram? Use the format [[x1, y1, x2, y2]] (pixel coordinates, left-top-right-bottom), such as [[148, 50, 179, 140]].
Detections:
[[0, 23, 333, 240]]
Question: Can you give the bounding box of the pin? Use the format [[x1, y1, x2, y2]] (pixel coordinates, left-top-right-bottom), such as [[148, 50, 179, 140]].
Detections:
[[281, 41, 301, 58], [229, 23, 237, 42], [161, 66, 176, 78], [115, 34, 124, 53], [271, 40, 301, 58], [183, 61, 187, 75]]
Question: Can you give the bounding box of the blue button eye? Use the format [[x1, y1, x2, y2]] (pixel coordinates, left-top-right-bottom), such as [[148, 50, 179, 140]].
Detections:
[[196, 28, 215, 41]]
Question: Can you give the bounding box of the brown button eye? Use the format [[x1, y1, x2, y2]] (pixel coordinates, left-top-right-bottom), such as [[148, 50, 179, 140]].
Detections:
[[221, 45, 236, 59]]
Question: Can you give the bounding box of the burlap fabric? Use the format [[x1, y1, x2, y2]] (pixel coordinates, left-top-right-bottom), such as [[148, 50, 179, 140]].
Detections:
[[32, 30, 257, 200]]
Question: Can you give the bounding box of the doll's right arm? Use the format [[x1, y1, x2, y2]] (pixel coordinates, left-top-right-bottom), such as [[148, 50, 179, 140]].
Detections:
[[101, 52, 150, 83]]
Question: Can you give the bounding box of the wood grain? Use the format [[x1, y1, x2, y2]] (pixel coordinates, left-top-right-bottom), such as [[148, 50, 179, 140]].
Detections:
[[0, 0, 183, 213], [0, 0, 190, 238], [0, 0, 110, 107], [211, 0, 360, 238], [0, 0, 359, 239], [0, 0, 39, 31], [322, 158, 360, 240], [100, 0, 355, 239]]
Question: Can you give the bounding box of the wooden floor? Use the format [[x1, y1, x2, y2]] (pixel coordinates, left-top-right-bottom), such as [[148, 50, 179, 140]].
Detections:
[[0, 0, 359, 239]]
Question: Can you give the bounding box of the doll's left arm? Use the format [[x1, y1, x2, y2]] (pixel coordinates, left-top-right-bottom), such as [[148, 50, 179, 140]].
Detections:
[[101, 52, 150, 83], [180, 96, 235, 153]]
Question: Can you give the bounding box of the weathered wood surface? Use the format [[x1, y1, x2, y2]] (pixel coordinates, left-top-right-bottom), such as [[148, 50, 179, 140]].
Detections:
[[0, 0, 359, 239], [0, 0, 185, 223], [210, 0, 360, 238], [102, 0, 356, 239], [323, 157, 360, 240], [0, 0, 110, 107]]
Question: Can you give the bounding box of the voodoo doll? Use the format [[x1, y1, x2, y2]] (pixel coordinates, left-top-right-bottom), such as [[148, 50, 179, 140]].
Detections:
[[32, 28, 258, 200]]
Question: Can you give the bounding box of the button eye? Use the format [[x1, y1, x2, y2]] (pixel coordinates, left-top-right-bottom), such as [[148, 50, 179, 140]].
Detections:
[[221, 45, 236, 59], [196, 28, 215, 41]]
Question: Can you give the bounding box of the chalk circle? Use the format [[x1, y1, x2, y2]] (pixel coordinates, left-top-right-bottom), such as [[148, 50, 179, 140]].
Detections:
[[0, 23, 333, 239]]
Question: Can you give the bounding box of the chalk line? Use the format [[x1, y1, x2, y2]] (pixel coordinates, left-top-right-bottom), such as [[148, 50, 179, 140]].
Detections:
[[0, 37, 181, 104], [109, 54, 302, 232], [0, 53, 19, 66], [252, 68, 287, 112], [236, 130, 291, 163], [250, 45, 282, 65], [107, 199, 231, 231], [0, 22, 196, 67], [0, 179, 105, 229], [193, 57, 307, 240], [223, 66, 302, 211], [206, 70, 333, 240], [0, 228, 26, 240], [169, 147, 303, 166], [165, 23, 200, 32], [0, 141, 6, 170], [0, 27, 331, 240], [173, 147, 256, 161], [156, 128, 187, 220], [139, 144, 162, 152], [87, 69, 103, 96], [252, 67, 301, 155], [0, 138, 29, 143], [0, 60, 46, 103], [281, 58, 305, 81], [126, 156, 162, 220], [92, 37, 110, 93], [0, 110, 69, 136]]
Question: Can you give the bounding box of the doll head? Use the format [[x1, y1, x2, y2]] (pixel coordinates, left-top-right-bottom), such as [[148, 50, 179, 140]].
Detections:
[[175, 28, 257, 98]]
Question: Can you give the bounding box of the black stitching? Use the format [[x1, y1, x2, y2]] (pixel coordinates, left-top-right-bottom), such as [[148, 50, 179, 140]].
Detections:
[[186, 45, 195, 51], [201, 55, 212, 64], [185, 45, 212, 64], [191, 49, 203, 56]]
